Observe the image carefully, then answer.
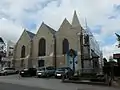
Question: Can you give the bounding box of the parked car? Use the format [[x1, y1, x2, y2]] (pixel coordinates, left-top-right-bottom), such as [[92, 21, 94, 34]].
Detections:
[[37, 66, 55, 78], [0, 67, 19, 76], [19, 68, 37, 77], [55, 67, 74, 79]]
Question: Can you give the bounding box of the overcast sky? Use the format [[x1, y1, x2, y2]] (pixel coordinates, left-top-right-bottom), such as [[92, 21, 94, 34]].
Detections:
[[0, 0, 120, 59]]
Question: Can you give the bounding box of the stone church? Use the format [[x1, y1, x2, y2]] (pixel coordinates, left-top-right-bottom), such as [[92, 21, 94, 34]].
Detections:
[[13, 11, 102, 73]]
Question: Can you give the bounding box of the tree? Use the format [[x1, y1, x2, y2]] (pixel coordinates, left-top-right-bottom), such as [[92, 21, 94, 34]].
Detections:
[[115, 33, 120, 48]]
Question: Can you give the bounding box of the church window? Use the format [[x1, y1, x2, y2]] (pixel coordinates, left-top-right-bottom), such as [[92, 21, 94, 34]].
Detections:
[[38, 38, 46, 56]]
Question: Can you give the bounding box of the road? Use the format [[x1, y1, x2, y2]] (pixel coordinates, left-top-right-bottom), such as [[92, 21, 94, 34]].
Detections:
[[0, 82, 49, 90], [0, 75, 119, 90]]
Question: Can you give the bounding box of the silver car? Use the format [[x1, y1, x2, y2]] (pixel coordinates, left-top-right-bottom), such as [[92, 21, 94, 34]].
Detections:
[[0, 67, 18, 76]]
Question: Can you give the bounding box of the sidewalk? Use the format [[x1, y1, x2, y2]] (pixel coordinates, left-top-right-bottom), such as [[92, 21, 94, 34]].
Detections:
[[63, 79, 109, 86], [112, 81, 120, 88], [63, 79, 120, 88], [113, 77, 120, 88], [0, 76, 119, 90]]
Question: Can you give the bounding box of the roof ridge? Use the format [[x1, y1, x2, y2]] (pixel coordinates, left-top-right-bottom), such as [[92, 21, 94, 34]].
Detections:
[[25, 30, 35, 39], [44, 23, 56, 34]]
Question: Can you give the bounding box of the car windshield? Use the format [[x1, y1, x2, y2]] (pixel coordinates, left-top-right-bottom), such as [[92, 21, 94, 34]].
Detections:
[[57, 67, 68, 71], [46, 67, 55, 70], [38, 67, 45, 71]]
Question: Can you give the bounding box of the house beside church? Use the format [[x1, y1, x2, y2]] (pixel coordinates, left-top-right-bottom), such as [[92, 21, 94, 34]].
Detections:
[[13, 11, 102, 74]]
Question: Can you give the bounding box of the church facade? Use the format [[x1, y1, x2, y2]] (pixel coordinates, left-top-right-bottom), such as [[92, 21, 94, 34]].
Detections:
[[13, 11, 102, 73]]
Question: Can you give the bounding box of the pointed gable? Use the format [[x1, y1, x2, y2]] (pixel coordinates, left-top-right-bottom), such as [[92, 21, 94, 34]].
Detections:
[[37, 22, 56, 35], [16, 29, 31, 44], [59, 18, 71, 31], [44, 24, 56, 34], [72, 10, 81, 27]]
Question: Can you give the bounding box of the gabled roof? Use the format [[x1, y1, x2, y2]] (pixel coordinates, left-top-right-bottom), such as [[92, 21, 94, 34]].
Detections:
[[25, 30, 35, 39], [59, 18, 71, 28], [44, 24, 56, 34], [38, 22, 56, 35]]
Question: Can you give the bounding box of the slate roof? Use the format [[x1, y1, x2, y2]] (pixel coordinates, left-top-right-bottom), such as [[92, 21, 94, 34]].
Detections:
[[26, 30, 35, 39]]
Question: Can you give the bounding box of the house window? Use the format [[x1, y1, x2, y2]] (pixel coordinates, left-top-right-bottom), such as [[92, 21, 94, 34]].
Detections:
[[38, 38, 46, 56], [62, 38, 69, 54]]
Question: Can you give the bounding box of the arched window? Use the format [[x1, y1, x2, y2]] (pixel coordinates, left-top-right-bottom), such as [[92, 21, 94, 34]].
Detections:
[[21, 45, 25, 67], [21, 45, 25, 58], [63, 38, 69, 54], [38, 38, 46, 56]]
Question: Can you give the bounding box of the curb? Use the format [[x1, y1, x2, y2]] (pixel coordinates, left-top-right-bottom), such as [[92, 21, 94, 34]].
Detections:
[[63, 80, 120, 88], [62, 80, 108, 86], [112, 81, 120, 88]]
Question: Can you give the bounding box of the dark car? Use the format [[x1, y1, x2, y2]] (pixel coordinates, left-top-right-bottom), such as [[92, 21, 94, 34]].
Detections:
[[37, 66, 55, 78], [55, 67, 74, 79], [19, 68, 37, 77], [0, 67, 19, 76]]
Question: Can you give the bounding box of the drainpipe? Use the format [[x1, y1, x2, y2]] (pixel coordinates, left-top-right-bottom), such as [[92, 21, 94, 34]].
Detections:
[[12, 44, 17, 68], [80, 29, 84, 69], [53, 34, 57, 69], [28, 40, 33, 68]]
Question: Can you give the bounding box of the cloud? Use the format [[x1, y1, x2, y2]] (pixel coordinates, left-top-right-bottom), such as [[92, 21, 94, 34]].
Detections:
[[0, 0, 120, 59], [0, 18, 23, 42], [102, 41, 120, 60]]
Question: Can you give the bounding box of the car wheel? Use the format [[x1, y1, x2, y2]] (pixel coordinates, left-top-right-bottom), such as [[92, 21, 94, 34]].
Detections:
[[55, 76, 57, 78], [47, 74, 50, 78], [21, 75, 24, 77], [4, 72, 7, 76], [38, 76, 41, 78]]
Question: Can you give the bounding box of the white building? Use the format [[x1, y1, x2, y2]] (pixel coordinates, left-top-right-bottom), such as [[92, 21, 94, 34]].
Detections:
[[7, 40, 15, 58]]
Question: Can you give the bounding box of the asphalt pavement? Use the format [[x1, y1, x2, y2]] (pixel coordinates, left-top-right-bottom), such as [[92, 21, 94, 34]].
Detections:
[[0, 82, 50, 90], [0, 75, 119, 90]]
